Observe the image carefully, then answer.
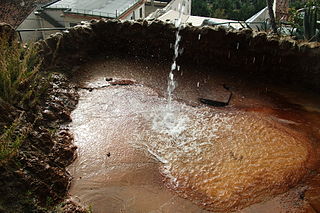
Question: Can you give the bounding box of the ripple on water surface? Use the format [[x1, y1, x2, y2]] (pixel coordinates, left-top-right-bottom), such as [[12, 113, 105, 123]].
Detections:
[[135, 104, 315, 212], [70, 74, 318, 212]]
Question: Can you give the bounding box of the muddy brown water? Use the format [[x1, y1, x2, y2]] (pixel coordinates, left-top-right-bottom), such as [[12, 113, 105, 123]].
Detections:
[[68, 57, 320, 213]]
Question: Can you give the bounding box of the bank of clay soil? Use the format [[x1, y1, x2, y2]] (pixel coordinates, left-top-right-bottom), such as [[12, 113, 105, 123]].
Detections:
[[0, 72, 88, 212]]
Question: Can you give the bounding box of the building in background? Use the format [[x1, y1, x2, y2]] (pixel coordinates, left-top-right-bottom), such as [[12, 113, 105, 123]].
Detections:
[[17, 0, 290, 42], [146, 0, 191, 20], [145, 0, 170, 17], [18, 0, 146, 41]]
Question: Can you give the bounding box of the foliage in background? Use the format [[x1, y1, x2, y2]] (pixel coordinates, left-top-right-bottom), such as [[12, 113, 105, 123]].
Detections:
[[191, 0, 211, 17], [290, 0, 306, 10], [192, 0, 320, 41], [288, 0, 320, 41], [303, 3, 319, 40], [0, 35, 42, 106], [192, 0, 266, 21]]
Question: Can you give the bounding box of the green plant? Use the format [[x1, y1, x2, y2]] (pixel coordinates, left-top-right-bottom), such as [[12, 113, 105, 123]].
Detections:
[[192, 0, 266, 21], [288, 0, 320, 40], [0, 118, 27, 164], [0, 35, 42, 105], [303, 4, 319, 41], [46, 196, 54, 207]]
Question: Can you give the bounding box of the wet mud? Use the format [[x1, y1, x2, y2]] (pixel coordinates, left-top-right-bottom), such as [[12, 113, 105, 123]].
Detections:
[[0, 73, 85, 212], [69, 57, 320, 213]]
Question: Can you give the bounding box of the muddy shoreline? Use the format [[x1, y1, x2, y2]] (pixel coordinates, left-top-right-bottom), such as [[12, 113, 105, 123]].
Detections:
[[0, 71, 86, 212]]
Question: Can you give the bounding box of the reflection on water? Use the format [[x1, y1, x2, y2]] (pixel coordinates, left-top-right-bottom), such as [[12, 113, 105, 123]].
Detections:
[[69, 58, 320, 213]]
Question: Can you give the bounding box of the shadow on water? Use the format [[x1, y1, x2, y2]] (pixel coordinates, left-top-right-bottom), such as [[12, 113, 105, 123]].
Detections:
[[68, 56, 320, 213]]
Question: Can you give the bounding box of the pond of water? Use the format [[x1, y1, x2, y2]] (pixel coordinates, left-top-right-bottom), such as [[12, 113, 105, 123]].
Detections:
[[68, 57, 320, 213]]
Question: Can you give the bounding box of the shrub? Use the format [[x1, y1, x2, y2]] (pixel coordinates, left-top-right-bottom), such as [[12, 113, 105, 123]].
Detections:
[[0, 35, 42, 105], [0, 34, 42, 164], [0, 116, 28, 164]]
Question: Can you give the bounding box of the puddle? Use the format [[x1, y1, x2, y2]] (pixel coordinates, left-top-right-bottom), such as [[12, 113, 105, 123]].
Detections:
[[68, 57, 320, 213]]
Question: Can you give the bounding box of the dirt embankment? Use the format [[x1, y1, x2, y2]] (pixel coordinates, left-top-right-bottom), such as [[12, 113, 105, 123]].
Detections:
[[0, 23, 86, 212]]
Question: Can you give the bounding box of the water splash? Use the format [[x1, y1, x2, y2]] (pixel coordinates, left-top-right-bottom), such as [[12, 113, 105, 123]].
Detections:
[[151, 104, 190, 137], [149, 1, 189, 143]]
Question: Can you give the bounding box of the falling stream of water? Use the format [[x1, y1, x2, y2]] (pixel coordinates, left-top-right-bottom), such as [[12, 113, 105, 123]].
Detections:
[[152, 1, 189, 138], [167, 1, 186, 108]]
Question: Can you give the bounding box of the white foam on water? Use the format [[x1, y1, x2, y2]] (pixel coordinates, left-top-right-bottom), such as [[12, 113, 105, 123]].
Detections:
[[134, 105, 228, 167], [152, 105, 190, 137]]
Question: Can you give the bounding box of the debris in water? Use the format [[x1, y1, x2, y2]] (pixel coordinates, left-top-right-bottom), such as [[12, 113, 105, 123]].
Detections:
[[199, 92, 232, 107], [110, 79, 135, 85]]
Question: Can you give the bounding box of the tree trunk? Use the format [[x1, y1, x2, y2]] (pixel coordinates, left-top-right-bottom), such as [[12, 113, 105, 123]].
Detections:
[[266, 0, 277, 34]]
